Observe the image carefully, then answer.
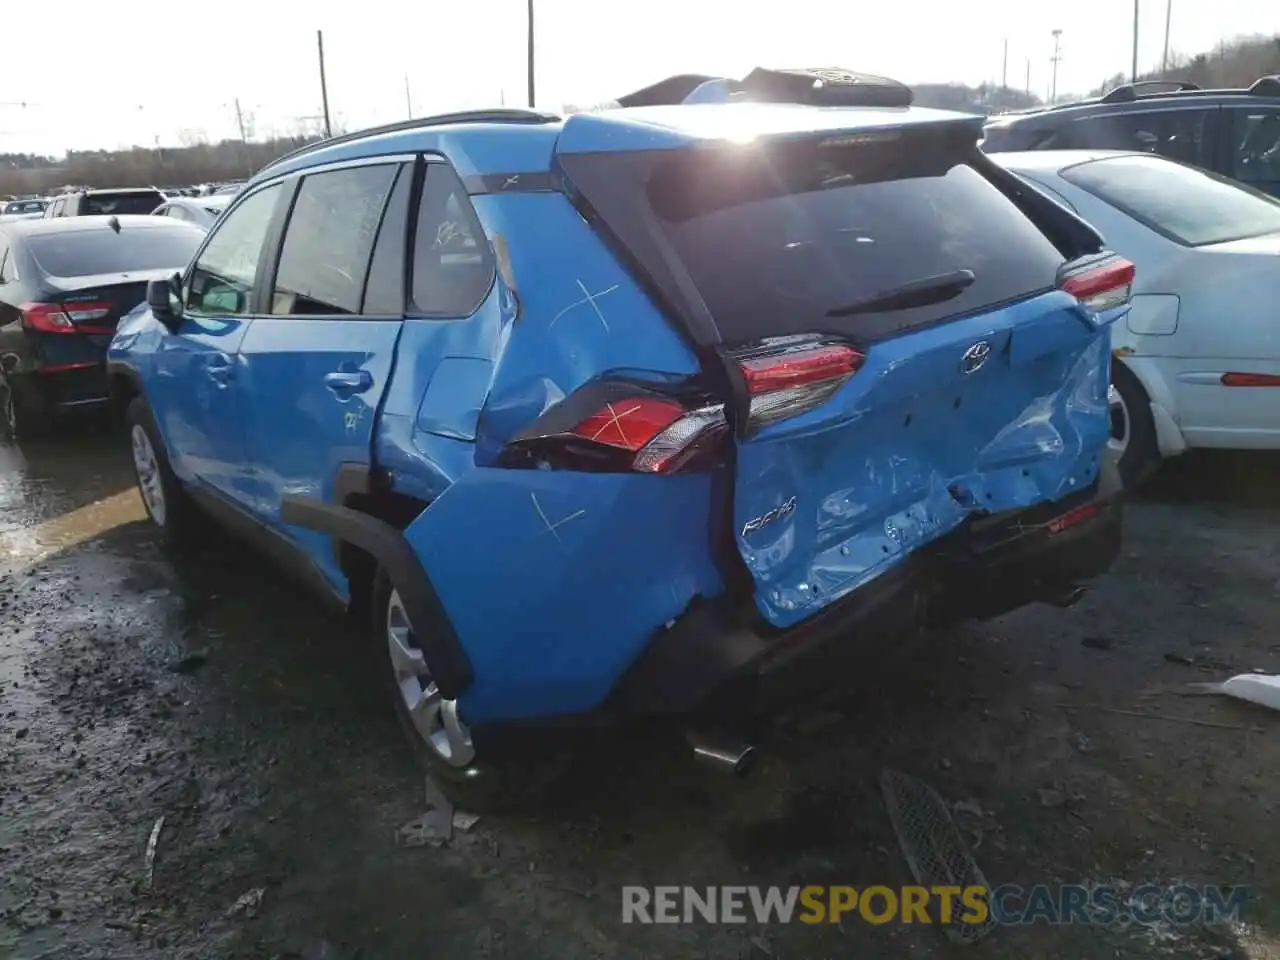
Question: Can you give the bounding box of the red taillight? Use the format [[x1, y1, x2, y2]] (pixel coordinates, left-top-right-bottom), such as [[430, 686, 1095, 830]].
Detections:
[[1059, 257, 1135, 311], [731, 339, 864, 429], [569, 398, 684, 452], [21, 301, 115, 335], [500, 340, 863, 473], [503, 393, 729, 474]]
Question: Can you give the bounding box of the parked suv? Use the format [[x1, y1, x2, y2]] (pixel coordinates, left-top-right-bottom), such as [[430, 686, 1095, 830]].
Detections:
[[982, 76, 1280, 197], [107, 68, 1128, 808], [44, 188, 168, 218]]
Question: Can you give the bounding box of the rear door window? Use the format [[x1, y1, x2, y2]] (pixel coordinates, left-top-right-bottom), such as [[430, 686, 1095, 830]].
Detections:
[[270, 163, 400, 316], [83, 192, 167, 215], [1227, 107, 1280, 196], [361, 165, 412, 315], [1053, 108, 1213, 166], [648, 139, 1066, 344], [1061, 153, 1280, 246]]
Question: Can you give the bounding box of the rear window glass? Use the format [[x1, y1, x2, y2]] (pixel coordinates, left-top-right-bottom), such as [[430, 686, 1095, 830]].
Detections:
[[649, 140, 1066, 343], [27, 225, 202, 277], [1060, 154, 1280, 246], [83, 192, 167, 215]]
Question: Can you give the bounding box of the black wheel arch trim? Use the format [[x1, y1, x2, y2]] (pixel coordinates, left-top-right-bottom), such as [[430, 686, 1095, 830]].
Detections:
[[280, 494, 474, 699], [106, 360, 145, 397]]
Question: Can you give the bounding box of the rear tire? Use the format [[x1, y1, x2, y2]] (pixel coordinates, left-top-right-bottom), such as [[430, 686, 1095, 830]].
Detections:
[[126, 396, 205, 547], [1109, 361, 1160, 489], [1, 373, 54, 440], [370, 569, 570, 812]]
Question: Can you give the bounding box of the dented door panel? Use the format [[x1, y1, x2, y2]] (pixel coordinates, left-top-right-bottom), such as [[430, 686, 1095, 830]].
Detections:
[[402, 468, 725, 726]]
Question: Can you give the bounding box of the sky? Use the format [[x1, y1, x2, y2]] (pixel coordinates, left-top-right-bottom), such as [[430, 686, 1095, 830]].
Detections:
[[2, 0, 1279, 156]]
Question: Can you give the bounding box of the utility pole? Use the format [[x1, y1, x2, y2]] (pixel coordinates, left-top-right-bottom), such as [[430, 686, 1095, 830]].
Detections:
[[1002, 37, 1008, 89], [233, 98, 248, 142], [526, 0, 536, 108], [1131, 0, 1140, 82], [1026, 58, 1031, 96], [1050, 29, 1063, 103], [404, 74, 413, 119], [1161, 0, 1172, 75], [316, 30, 333, 138]]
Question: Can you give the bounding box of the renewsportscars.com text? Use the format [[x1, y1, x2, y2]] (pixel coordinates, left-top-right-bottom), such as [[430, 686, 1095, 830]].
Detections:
[[621, 884, 1247, 926]]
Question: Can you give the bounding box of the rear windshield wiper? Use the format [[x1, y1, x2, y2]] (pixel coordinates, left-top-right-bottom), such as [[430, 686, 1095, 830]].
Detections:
[[825, 268, 976, 317]]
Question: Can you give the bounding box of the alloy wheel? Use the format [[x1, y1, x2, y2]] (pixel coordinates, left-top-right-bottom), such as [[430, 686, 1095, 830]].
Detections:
[[386, 589, 476, 768], [131, 424, 168, 527], [1107, 383, 1130, 459]]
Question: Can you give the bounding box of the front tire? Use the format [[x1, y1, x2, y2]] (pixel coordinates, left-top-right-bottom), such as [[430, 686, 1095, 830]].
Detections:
[[370, 569, 569, 812], [126, 396, 204, 546], [1109, 362, 1160, 489]]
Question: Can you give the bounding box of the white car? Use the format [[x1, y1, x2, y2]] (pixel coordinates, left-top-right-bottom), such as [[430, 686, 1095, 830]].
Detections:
[[993, 149, 1280, 486], [150, 195, 231, 231]]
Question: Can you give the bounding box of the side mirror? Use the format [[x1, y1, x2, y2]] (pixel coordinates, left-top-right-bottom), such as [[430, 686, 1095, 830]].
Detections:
[[147, 273, 183, 332]]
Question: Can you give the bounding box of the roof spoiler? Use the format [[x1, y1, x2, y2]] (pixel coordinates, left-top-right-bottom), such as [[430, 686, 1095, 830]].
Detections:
[[1100, 79, 1200, 103], [615, 68, 913, 109], [1250, 75, 1280, 97]]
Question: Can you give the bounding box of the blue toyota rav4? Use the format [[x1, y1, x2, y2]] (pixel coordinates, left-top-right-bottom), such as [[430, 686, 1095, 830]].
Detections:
[[107, 69, 1128, 807]]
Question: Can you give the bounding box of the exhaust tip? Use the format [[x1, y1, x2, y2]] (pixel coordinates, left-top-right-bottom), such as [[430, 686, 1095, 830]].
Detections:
[[1045, 585, 1087, 608], [688, 732, 756, 777]]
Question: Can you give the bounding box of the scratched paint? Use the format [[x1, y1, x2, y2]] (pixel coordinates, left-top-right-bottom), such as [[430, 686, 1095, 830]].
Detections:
[[547, 280, 618, 335]]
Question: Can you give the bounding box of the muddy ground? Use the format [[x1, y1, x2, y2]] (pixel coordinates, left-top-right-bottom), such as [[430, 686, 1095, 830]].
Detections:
[[1, 428, 1278, 960]]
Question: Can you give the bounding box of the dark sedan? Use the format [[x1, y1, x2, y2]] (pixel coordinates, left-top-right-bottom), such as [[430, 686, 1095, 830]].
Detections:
[[0, 216, 203, 437]]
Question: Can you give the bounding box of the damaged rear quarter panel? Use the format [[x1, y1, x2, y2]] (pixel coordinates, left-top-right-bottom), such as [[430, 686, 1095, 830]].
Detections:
[[402, 468, 724, 725], [466, 192, 702, 462]]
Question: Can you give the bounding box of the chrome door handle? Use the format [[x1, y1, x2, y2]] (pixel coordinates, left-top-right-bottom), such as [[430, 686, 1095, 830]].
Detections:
[[207, 357, 233, 382], [324, 370, 373, 392]]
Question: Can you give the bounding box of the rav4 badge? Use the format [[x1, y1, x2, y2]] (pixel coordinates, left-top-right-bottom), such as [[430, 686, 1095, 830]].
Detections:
[[742, 496, 798, 538]]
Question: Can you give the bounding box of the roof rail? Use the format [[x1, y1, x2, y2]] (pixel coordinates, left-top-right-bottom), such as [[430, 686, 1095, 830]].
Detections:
[[1100, 78, 1200, 103], [261, 108, 561, 174], [1250, 76, 1280, 97]]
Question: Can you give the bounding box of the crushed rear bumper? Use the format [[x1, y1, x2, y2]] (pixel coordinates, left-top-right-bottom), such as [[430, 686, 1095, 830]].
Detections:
[[605, 457, 1122, 723]]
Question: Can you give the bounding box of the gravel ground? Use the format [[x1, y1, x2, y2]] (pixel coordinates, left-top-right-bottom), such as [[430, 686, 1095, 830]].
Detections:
[[1, 429, 1278, 960]]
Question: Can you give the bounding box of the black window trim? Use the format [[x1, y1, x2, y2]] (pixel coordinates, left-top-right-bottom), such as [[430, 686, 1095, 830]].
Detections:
[[1058, 152, 1280, 248], [405, 152, 497, 319], [259, 153, 417, 322]]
